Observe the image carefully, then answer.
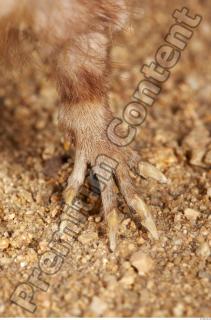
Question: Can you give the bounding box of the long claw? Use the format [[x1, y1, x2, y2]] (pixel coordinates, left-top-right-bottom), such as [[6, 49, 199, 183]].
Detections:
[[107, 209, 119, 252], [131, 195, 159, 240], [138, 162, 168, 184], [64, 187, 77, 205]]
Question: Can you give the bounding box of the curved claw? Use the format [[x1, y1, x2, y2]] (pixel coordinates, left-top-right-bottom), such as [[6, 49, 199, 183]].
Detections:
[[131, 195, 159, 240], [138, 162, 168, 184]]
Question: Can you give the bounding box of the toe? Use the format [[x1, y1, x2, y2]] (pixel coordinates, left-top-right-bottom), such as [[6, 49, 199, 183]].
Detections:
[[116, 165, 159, 240], [64, 151, 87, 205], [130, 195, 159, 240], [100, 176, 119, 251], [138, 161, 168, 184], [126, 148, 168, 184]]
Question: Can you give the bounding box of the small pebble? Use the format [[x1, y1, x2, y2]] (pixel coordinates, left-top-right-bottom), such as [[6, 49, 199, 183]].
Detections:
[[198, 271, 211, 280], [119, 271, 136, 286], [173, 303, 185, 317], [207, 188, 211, 198], [90, 297, 107, 316], [95, 216, 102, 223], [130, 251, 154, 276], [197, 242, 210, 259], [78, 231, 98, 245], [0, 302, 5, 314], [0, 239, 9, 250], [184, 208, 200, 223]]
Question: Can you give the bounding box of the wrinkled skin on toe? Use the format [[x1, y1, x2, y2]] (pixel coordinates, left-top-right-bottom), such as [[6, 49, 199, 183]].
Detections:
[[61, 102, 168, 251]]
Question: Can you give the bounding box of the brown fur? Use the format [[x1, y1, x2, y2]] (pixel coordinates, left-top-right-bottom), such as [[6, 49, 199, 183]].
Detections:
[[1, 1, 134, 107], [0, 0, 128, 67]]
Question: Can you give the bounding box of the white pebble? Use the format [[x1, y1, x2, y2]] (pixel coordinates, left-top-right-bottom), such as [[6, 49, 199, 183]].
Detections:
[[173, 303, 185, 317], [130, 251, 154, 276], [90, 297, 107, 316], [0, 239, 9, 250], [197, 242, 210, 259], [184, 208, 200, 223], [119, 271, 135, 286]]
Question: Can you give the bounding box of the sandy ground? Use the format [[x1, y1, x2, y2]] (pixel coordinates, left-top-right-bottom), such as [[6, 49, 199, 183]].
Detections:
[[0, 0, 210, 317]]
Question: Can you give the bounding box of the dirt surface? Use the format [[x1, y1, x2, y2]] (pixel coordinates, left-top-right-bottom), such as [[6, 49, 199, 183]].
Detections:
[[0, 0, 210, 317]]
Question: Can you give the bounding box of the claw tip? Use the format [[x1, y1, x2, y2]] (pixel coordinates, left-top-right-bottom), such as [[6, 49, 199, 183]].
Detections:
[[64, 187, 76, 205], [138, 162, 168, 185], [107, 209, 119, 252], [132, 195, 159, 241], [109, 233, 117, 252]]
